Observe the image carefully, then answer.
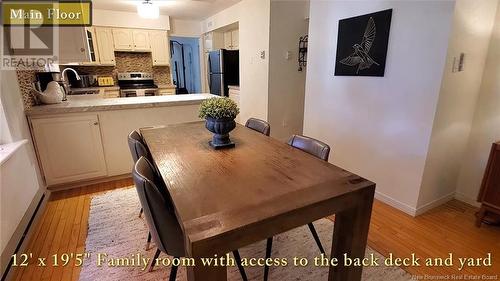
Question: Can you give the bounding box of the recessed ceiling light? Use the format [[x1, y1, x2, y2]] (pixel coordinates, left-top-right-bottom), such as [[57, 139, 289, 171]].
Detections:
[[137, 0, 159, 19]]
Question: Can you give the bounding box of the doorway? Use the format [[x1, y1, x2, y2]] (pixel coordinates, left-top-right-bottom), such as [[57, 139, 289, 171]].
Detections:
[[169, 36, 202, 94]]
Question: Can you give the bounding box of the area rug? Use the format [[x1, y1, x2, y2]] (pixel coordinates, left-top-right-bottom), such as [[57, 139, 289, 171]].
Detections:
[[79, 188, 412, 281]]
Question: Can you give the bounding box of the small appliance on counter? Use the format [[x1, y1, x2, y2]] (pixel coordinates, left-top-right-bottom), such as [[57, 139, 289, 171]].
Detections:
[[35, 71, 64, 92], [117, 72, 158, 97], [98, 76, 114, 86]]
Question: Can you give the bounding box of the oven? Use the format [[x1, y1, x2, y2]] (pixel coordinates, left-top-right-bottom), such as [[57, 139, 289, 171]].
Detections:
[[120, 88, 158, 97], [117, 72, 158, 97]]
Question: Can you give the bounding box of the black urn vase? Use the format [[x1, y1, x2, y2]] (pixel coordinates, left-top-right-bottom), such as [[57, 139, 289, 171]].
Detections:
[[205, 117, 236, 149]]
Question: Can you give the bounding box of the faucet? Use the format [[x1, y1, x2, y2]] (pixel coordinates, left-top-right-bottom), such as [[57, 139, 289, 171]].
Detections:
[[61, 67, 80, 101]]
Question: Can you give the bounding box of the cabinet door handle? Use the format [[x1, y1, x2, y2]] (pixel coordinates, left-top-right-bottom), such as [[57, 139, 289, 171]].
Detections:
[[93, 122, 99, 125]]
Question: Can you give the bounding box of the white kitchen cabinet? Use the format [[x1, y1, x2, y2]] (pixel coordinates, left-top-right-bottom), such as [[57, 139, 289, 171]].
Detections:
[[158, 88, 175, 95], [112, 28, 133, 51], [231, 30, 239, 50], [58, 26, 90, 64], [223, 31, 232, 50], [150, 31, 170, 66], [132, 30, 150, 51], [95, 27, 116, 65], [103, 89, 120, 98], [223, 29, 239, 50], [31, 114, 107, 185], [228, 87, 241, 123]]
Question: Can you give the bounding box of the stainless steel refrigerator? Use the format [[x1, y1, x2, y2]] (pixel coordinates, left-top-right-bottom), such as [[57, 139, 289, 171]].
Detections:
[[208, 49, 239, 96]]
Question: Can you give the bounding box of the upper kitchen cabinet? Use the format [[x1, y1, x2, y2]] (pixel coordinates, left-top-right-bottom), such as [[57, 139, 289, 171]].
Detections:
[[150, 31, 170, 66], [112, 28, 133, 51], [223, 29, 239, 50], [113, 28, 151, 52], [58, 27, 92, 64], [231, 30, 239, 50], [132, 30, 151, 51], [94, 27, 116, 65]]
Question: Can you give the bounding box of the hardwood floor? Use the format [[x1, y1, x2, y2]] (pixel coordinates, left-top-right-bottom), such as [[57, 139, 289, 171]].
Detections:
[[8, 179, 500, 280]]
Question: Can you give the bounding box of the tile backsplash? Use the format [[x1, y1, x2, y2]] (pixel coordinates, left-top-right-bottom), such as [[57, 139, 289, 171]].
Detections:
[[67, 52, 172, 85], [17, 52, 171, 109]]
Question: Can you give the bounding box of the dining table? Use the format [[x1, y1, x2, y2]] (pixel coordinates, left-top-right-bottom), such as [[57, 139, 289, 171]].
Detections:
[[140, 121, 376, 281]]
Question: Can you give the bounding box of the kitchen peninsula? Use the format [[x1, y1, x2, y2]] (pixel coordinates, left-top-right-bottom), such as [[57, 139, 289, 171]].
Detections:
[[26, 94, 215, 188]]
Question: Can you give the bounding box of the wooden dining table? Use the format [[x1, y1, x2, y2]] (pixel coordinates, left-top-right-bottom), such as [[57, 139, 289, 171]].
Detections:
[[140, 121, 376, 281]]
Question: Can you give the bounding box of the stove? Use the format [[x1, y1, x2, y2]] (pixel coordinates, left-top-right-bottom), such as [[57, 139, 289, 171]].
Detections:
[[117, 72, 158, 97]]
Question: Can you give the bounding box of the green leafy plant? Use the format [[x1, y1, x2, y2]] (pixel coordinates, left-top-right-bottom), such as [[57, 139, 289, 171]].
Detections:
[[199, 97, 240, 119]]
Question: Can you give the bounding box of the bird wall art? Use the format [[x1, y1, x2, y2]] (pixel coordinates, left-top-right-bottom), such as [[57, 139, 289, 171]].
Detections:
[[334, 9, 392, 77]]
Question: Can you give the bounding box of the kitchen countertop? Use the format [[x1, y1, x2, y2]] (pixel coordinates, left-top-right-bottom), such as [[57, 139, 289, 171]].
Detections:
[[70, 86, 119, 93], [157, 84, 176, 89], [26, 94, 215, 116]]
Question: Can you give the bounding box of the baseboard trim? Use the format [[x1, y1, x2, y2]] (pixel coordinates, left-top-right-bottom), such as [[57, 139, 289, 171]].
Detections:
[[1, 188, 50, 281], [375, 191, 417, 217], [455, 192, 481, 207], [47, 174, 131, 192], [415, 192, 455, 216]]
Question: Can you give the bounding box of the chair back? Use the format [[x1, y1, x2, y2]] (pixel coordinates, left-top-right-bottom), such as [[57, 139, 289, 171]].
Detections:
[[245, 118, 271, 136], [288, 135, 330, 161], [127, 130, 150, 163], [132, 157, 186, 257]]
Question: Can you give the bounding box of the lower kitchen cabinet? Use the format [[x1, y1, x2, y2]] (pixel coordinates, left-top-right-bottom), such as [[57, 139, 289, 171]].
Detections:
[[30, 114, 107, 186], [28, 103, 203, 187]]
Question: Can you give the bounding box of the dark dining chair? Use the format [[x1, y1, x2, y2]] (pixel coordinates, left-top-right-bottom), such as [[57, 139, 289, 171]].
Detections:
[[263, 134, 331, 281], [128, 130, 156, 250], [245, 118, 271, 136], [133, 157, 249, 281]]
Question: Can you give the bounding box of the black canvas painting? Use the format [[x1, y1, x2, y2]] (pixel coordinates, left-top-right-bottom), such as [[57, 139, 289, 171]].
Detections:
[[334, 9, 392, 77]]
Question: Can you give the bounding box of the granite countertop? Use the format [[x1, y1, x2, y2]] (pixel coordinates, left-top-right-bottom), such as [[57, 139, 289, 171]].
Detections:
[[157, 84, 176, 89], [70, 86, 119, 93], [228, 85, 240, 90], [26, 94, 215, 116]]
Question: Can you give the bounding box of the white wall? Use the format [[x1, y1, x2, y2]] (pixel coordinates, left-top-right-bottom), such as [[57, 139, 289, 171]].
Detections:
[[456, 4, 500, 205], [93, 9, 170, 30], [304, 0, 455, 215], [417, 0, 499, 212], [170, 19, 202, 37], [203, 0, 271, 122], [268, 0, 309, 142]]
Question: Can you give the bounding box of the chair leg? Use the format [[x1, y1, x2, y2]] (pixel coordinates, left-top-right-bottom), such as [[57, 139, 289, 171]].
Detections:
[[232, 250, 248, 281], [169, 259, 179, 281], [146, 232, 152, 250], [149, 248, 161, 272], [307, 222, 325, 255], [139, 207, 143, 218], [264, 237, 273, 281]]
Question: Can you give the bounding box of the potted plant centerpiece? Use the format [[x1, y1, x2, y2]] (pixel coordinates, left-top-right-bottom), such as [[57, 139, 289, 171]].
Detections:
[[199, 97, 240, 149]]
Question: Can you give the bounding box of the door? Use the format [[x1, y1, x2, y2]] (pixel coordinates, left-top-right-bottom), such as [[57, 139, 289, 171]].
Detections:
[[231, 30, 239, 50], [150, 31, 170, 66], [170, 36, 202, 94], [31, 114, 107, 185], [224, 31, 232, 50], [133, 30, 150, 51], [208, 50, 222, 74], [95, 27, 116, 65], [112, 28, 133, 51], [58, 26, 89, 64], [209, 73, 223, 96]]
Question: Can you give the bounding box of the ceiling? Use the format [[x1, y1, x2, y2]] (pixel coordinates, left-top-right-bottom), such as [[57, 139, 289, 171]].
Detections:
[[92, 0, 241, 20]]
